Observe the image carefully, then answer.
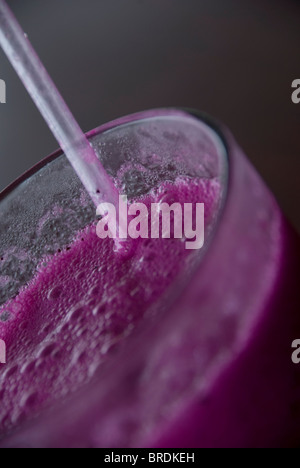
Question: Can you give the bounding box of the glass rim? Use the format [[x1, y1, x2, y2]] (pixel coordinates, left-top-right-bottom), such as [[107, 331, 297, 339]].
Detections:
[[0, 107, 230, 311], [0, 107, 230, 204]]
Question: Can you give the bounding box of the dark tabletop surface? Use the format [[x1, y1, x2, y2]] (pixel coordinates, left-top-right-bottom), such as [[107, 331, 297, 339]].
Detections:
[[0, 0, 299, 231]]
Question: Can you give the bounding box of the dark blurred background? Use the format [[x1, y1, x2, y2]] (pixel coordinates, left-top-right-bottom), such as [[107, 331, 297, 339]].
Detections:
[[0, 0, 299, 231]]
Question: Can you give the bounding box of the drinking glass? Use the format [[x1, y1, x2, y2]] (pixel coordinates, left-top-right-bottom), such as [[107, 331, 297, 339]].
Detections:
[[0, 109, 299, 448]]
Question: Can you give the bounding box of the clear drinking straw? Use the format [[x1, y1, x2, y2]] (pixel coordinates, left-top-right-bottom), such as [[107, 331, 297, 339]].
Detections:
[[0, 0, 120, 214]]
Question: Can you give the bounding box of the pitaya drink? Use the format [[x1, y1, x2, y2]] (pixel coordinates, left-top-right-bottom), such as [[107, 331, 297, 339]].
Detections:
[[0, 110, 299, 448]]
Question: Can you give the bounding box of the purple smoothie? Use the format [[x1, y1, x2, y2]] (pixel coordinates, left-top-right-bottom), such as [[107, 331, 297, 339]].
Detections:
[[0, 176, 220, 437], [0, 110, 299, 448]]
